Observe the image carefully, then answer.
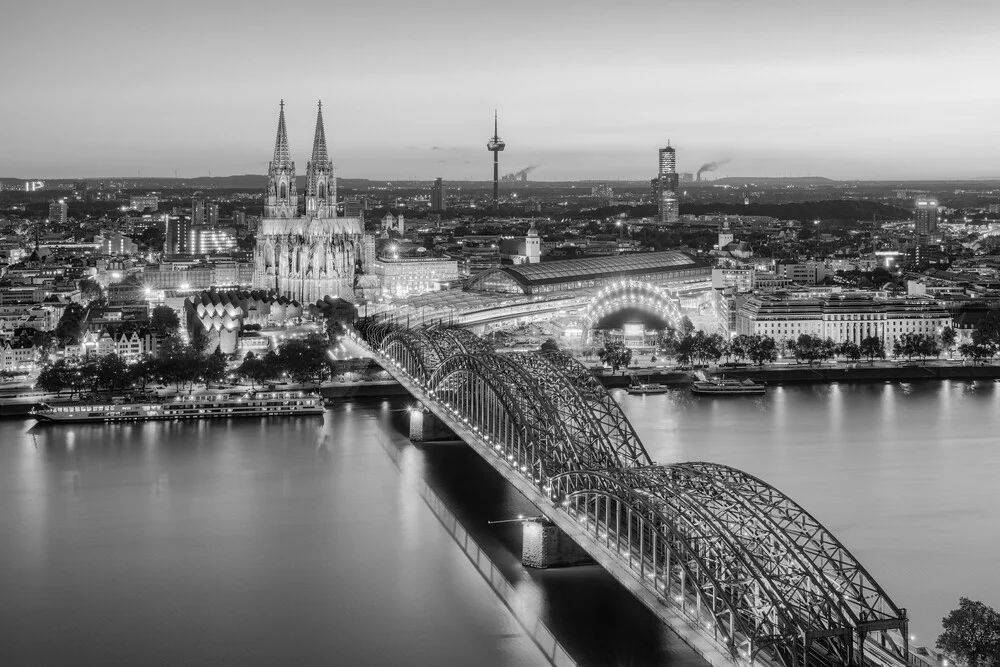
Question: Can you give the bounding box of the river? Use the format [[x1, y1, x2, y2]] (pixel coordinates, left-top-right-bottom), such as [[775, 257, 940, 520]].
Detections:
[[1, 380, 997, 666]]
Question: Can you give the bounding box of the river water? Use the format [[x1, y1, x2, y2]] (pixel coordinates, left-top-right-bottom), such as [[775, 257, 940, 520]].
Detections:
[[1, 381, 998, 666]]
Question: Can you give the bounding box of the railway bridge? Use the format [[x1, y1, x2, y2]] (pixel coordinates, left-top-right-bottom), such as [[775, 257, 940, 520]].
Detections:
[[353, 318, 911, 667]]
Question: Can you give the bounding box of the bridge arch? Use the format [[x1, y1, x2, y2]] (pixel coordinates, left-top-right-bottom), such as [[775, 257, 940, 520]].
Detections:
[[583, 280, 683, 332]]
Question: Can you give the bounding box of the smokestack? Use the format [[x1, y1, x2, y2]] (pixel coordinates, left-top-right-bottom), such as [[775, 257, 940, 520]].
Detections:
[[696, 159, 731, 181]]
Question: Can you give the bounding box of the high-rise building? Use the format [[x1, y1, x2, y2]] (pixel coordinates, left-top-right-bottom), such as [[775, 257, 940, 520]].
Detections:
[[914, 198, 939, 243], [653, 143, 679, 224], [48, 199, 68, 225], [192, 197, 206, 225], [166, 215, 191, 254], [431, 177, 447, 212], [190, 226, 237, 254]]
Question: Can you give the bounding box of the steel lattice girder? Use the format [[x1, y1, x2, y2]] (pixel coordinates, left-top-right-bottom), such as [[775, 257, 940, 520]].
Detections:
[[551, 468, 762, 661], [672, 463, 908, 657], [429, 353, 596, 478], [518, 351, 653, 468]]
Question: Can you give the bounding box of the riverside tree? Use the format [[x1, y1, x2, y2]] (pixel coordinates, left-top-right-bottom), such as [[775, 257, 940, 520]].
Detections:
[[598, 341, 632, 372], [859, 336, 886, 365], [936, 597, 1000, 667]]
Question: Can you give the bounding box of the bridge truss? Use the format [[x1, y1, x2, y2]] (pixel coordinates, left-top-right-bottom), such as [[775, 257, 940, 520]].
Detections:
[[355, 319, 909, 667]]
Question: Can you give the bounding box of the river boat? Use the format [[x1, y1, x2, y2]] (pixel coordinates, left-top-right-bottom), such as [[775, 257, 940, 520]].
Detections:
[[626, 376, 671, 395], [690, 378, 765, 396], [29, 390, 325, 424]]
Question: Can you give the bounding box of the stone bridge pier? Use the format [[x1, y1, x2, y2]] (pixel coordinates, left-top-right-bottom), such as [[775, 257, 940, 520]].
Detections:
[[408, 406, 457, 442], [521, 519, 592, 569]]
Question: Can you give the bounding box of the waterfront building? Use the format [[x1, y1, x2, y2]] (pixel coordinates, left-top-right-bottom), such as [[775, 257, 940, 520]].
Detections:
[[184, 289, 303, 354], [253, 101, 363, 304], [372, 255, 459, 300], [735, 292, 952, 349], [0, 338, 37, 371]]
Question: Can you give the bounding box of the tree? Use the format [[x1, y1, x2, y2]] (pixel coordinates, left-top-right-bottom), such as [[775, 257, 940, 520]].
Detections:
[[540, 338, 559, 352], [325, 318, 347, 345], [96, 354, 129, 394], [679, 316, 696, 336], [936, 597, 1000, 667], [276, 333, 331, 385], [199, 351, 228, 386], [150, 305, 180, 338], [747, 335, 778, 366], [940, 326, 957, 356], [859, 336, 886, 365], [55, 302, 87, 344], [79, 279, 103, 303], [236, 352, 277, 389], [598, 341, 632, 372], [728, 334, 753, 363], [36, 361, 71, 396], [959, 342, 993, 366], [839, 340, 862, 362], [973, 310, 1000, 350]]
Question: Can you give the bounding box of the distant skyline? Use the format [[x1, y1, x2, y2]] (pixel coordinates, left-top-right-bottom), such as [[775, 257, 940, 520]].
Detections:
[[2, 0, 999, 181]]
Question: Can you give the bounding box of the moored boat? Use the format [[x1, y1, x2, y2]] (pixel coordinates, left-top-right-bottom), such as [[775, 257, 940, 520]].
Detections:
[[29, 390, 325, 424], [690, 378, 765, 396]]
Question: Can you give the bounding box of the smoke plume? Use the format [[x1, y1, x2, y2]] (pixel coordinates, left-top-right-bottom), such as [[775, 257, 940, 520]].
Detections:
[[696, 159, 731, 180]]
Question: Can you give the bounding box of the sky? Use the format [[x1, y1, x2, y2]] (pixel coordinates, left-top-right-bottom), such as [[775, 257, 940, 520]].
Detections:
[[2, 0, 999, 181]]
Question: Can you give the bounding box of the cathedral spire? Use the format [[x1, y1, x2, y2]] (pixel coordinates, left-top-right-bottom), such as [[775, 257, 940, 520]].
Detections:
[[311, 100, 329, 164], [266, 100, 297, 219], [305, 99, 335, 218], [272, 100, 292, 168]]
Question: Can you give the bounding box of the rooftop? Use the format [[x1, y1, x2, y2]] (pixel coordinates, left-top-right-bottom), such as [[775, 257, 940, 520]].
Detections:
[[476, 250, 705, 288]]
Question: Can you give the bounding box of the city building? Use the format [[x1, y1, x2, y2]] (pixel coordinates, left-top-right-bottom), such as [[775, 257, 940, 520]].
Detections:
[[72, 180, 90, 202], [372, 255, 459, 300], [48, 199, 68, 225], [498, 224, 541, 265], [184, 289, 302, 354], [735, 292, 951, 350], [189, 226, 237, 254], [652, 143, 680, 224], [382, 213, 405, 234], [253, 101, 363, 303], [96, 232, 139, 255], [914, 198, 939, 244], [467, 250, 710, 295], [431, 178, 447, 212], [166, 215, 191, 254], [130, 195, 159, 212]]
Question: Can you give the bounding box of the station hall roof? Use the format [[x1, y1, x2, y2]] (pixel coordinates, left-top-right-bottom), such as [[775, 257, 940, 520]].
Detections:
[[483, 250, 705, 288]]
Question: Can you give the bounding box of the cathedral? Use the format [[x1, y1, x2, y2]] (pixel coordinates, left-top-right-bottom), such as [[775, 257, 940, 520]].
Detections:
[[253, 101, 364, 304]]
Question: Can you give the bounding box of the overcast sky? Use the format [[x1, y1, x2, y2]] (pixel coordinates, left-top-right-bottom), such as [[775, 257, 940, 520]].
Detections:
[[2, 0, 998, 180]]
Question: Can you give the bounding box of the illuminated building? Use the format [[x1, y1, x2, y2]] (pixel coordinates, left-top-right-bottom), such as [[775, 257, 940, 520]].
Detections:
[[914, 198, 939, 244], [130, 195, 159, 212], [189, 226, 237, 254], [253, 101, 364, 303], [166, 215, 191, 254], [372, 255, 459, 300], [735, 293, 951, 349], [48, 199, 68, 225], [652, 143, 679, 224]]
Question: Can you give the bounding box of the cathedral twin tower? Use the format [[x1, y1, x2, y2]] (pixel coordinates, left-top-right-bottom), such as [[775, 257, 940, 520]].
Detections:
[[254, 101, 363, 304]]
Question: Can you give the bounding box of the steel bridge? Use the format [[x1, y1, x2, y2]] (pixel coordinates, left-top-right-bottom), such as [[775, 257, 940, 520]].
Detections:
[[354, 319, 910, 667]]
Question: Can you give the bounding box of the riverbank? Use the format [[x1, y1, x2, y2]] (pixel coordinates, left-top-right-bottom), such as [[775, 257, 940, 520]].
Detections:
[[704, 363, 1000, 385]]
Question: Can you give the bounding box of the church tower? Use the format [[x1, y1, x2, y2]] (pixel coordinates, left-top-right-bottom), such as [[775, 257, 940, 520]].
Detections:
[[305, 101, 336, 218], [265, 100, 298, 219]]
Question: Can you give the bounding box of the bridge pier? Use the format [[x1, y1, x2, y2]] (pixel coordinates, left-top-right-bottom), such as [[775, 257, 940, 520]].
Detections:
[[408, 407, 456, 442], [521, 519, 592, 569]]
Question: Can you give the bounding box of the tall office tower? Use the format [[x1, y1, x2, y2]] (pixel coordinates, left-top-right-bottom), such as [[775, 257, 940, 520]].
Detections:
[[914, 198, 939, 243], [431, 177, 447, 212], [655, 142, 680, 224], [48, 199, 68, 225], [206, 203, 220, 226], [233, 210, 247, 230]]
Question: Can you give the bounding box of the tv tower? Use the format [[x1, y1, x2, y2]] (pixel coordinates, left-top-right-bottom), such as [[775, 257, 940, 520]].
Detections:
[[486, 110, 505, 212]]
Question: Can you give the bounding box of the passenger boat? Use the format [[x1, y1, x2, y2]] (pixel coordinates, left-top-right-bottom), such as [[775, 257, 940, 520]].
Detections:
[[690, 378, 765, 396], [29, 390, 325, 424], [627, 376, 671, 395]]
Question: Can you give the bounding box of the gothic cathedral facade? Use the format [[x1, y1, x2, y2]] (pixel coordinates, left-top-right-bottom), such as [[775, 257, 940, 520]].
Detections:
[[253, 101, 364, 304]]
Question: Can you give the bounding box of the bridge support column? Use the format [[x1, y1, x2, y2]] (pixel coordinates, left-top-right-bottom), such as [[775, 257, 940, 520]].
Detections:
[[521, 519, 592, 569], [409, 407, 455, 442]]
